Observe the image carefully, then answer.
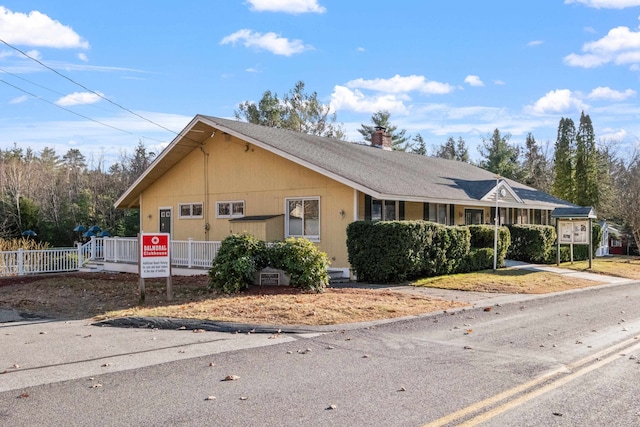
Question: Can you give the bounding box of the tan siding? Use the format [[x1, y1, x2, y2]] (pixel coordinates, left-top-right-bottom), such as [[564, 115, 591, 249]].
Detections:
[[404, 202, 423, 220], [140, 133, 354, 268]]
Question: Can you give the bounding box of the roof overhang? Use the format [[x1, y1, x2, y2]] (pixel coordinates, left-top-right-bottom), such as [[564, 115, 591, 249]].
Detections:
[[551, 206, 597, 220]]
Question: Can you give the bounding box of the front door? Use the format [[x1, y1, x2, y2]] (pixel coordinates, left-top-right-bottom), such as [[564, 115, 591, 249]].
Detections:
[[159, 208, 172, 234]]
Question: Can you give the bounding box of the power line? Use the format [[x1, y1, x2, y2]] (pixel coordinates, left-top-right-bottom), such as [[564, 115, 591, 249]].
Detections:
[[0, 38, 179, 135], [0, 78, 135, 135], [0, 38, 206, 148]]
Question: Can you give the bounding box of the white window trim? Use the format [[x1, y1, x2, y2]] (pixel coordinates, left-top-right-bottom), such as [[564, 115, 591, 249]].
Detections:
[[285, 197, 320, 241], [178, 202, 204, 219], [216, 200, 245, 219]]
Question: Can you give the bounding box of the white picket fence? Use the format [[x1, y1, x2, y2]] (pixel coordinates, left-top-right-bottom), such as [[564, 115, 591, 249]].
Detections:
[[0, 237, 221, 277]]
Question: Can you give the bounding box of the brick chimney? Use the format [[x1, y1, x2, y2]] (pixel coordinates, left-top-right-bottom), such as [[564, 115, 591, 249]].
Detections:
[[371, 126, 392, 151]]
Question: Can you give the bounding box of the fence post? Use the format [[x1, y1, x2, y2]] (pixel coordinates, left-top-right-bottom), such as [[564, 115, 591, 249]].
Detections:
[[90, 236, 96, 260], [17, 248, 23, 276], [188, 238, 193, 268], [77, 242, 83, 267]]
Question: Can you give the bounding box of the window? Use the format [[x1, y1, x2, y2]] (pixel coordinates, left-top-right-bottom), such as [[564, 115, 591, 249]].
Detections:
[[286, 197, 319, 240], [216, 201, 245, 218], [465, 209, 484, 225], [611, 239, 622, 247], [426, 203, 448, 224], [372, 200, 397, 221], [178, 203, 203, 219]]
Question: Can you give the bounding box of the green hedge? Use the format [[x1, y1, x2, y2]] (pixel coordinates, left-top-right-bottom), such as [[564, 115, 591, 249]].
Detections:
[[208, 234, 329, 294], [507, 224, 556, 263], [507, 222, 602, 264], [347, 221, 510, 283]]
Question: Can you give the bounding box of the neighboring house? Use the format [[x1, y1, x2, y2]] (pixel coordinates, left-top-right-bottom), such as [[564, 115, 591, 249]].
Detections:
[[115, 115, 575, 277], [597, 220, 627, 256]]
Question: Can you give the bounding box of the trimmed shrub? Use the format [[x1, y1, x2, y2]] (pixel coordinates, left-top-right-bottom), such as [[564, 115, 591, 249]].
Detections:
[[269, 238, 330, 293], [507, 224, 556, 263], [468, 225, 510, 268], [458, 248, 494, 273], [208, 234, 268, 294], [347, 221, 452, 282], [208, 234, 329, 294]]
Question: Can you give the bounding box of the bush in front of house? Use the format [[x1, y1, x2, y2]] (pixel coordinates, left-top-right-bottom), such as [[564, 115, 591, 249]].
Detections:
[[269, 238, 330, 293], [208, 234, 268, 294], [507, 224, 556, 263], [458, 248, 494, 273], [347, 221, 441, 283], [208, 234, 329, 294], [467, 225, 510, 268], [347, 221, 511, 283]]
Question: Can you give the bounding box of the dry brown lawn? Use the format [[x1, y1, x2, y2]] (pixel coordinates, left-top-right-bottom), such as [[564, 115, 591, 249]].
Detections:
[[558, 256, 640, 280], [411, 268, 607, 294], [0, 273, 466, 326]]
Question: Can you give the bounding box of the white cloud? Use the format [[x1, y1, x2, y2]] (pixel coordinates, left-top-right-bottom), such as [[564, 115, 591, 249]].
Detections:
[[527, 40, 544, 46], [0, 6, 88, 48], [247, 0, 326, 14], [357, 47, 366, 52], [564, 25, 640, 68], [494, 80, 506, 85], [55, 91, 103, 107], [345, 74, 454, 95], [527, 89, 588, 115], [78, 52, 88, 62], [245, 67, 260, 73], [330, 85, 409, 114], [599, 128, 628, 141], [25, 49, 41, 60], [220, 29, 311, 56], [9, 95, 28, 104], [588, 86, 636, 100], [565, 0, 640, 8], [464, 75, 484, 87]]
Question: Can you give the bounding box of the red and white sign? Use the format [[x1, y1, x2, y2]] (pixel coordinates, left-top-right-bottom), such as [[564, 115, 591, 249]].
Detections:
[[140, 233, 171, 278]]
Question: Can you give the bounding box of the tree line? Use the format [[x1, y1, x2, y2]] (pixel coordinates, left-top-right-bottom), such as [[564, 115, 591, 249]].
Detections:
[[0, 142, 154, 245], [1, 80, 638, 250]]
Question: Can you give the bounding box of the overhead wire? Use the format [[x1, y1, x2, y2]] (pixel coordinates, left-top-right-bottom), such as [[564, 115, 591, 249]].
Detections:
[[0, 38, 207, 148]]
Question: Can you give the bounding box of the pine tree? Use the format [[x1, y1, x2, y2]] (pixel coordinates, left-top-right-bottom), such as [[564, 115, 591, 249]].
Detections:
[[552, 118, 576, 203], [478, 129, 521, 179], [357, 111, 411, 151], [521, 133, 551, 191], [434, 137, 469, 162], [575, 112, 598, 208], [411, 133, 427, 155]]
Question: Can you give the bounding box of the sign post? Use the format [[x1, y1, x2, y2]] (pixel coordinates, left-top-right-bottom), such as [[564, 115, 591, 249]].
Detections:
[[139, 233, 172, 303]]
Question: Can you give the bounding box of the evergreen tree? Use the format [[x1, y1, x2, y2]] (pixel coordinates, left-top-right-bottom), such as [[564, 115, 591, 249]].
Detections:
[[574, 112, 598, 208], [434, 137, 469, 162], [521, 133, 551, 192], [235, 81, 345, 139], [357, 111, 411, 151], [552, 118, 576, 203], [411, 133, 427, 155], [478, 129, 521, 179]]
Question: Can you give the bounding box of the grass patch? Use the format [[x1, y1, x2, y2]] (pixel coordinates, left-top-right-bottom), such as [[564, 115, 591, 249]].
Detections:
[[411, 268, 606, 294], [559, 256, 640, 280]]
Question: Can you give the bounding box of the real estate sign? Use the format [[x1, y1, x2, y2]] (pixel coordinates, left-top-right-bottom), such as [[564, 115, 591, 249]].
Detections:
[[140, 233, 170, 278]]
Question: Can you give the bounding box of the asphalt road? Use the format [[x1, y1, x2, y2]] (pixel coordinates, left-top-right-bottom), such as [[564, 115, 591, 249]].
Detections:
[[2, 281, 640, 426]]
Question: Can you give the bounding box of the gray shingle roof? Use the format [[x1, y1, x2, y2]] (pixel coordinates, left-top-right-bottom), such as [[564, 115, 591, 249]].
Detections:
[[201, 116, 574, 209]]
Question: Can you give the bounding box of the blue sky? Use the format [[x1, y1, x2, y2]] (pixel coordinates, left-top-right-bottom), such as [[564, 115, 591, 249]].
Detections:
[[1, 0, 639, 166]]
